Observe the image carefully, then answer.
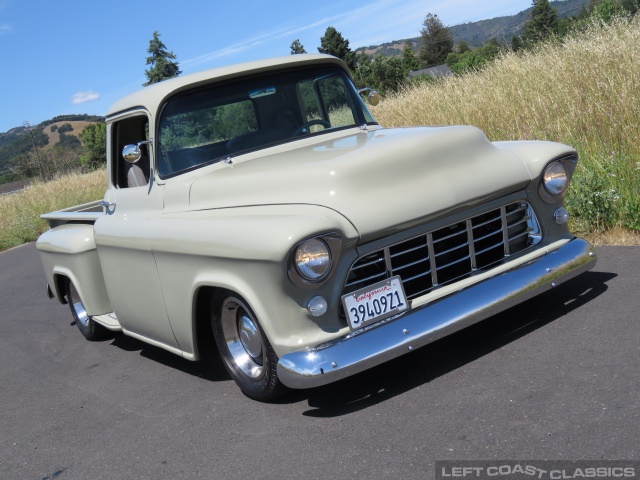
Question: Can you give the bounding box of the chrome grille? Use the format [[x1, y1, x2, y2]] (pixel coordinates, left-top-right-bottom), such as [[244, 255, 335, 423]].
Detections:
[[343, 201, 541, 301]]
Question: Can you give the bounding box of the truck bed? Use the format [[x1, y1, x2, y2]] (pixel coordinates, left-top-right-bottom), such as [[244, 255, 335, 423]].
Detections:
[[40, 200, 104, 228]]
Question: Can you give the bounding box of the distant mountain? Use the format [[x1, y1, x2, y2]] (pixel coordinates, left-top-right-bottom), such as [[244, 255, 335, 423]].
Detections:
[[0, 114, 104, 180], [0, 114, 104, 146], [358, 0, 589, 56]]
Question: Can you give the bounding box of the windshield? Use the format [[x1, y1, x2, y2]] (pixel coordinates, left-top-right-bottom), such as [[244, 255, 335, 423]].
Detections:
[[157, 66, 376, 178]]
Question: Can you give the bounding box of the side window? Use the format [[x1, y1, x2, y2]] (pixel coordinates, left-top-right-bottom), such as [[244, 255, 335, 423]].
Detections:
[[298, 79, 321, 123], [111, 115, 150, 188], [319, 76, 356, 126], [297, 75, 356, 130]]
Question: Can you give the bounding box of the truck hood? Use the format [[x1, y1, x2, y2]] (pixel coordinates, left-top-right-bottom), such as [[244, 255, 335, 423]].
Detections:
[[189, 126, 532, 242]]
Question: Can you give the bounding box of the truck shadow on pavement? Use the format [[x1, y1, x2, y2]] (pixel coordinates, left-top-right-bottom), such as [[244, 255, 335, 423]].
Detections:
[[297, 270, 615, 417], [101, 270, 614, 413], [107, 325, 230, 382]]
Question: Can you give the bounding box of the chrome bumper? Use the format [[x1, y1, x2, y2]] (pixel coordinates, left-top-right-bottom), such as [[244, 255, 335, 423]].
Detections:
[[277, 238, 596, 389]]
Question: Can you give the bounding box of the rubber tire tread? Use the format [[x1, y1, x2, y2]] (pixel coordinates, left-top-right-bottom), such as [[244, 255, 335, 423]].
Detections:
[[211, 292, 286, 402], [65, 279, 107, 341]]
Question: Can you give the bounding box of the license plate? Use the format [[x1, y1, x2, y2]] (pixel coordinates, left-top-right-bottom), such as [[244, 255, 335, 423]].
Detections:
[[342, 276, 408, 331]]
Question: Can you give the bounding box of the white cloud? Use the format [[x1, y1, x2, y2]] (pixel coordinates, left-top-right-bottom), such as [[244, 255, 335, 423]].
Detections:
[[0, 23, 12, 35], [71, 90, 100, 105]]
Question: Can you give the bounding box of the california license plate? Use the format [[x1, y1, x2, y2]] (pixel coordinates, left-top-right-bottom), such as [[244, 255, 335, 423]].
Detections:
[[342, 276, 408, 331]]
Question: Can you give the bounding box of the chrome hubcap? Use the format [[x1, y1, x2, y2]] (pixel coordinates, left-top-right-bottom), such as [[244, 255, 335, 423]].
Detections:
[[239, 314, 262, 359], [220, 298, 265, 380], [69, 283, 90, 327]]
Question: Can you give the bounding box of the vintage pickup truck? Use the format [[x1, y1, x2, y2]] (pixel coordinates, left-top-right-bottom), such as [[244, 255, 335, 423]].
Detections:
[[37, 54, 596, 400]]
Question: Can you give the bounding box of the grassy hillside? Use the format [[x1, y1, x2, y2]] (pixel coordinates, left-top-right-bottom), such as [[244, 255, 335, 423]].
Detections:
[[372, 16, 640, 237], [41, 120, 94, 147], [0, 115, 103, 184]]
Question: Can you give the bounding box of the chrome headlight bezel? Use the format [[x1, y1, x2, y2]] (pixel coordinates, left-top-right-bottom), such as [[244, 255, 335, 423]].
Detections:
[[539, 155, 578, 203], [288, 234, 343, 288]]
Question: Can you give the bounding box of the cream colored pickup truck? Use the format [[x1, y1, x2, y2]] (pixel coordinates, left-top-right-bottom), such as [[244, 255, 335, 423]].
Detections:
[[37, 54, 596, 401]]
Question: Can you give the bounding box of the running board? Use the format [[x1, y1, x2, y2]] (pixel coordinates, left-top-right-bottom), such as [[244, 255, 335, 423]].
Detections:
[[92, 312, 122, 331]]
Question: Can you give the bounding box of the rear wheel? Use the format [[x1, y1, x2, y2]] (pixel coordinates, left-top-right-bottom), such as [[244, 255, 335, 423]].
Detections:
[[65, 279, 106, 341], [211, 294, 285, 401]]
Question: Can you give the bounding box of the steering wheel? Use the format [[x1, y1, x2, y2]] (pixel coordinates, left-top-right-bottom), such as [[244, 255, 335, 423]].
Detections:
[[292, 119, 331, 136]]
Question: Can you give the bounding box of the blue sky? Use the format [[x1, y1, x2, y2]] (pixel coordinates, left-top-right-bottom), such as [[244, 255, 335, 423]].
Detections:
[[0, 0, 534, 133]]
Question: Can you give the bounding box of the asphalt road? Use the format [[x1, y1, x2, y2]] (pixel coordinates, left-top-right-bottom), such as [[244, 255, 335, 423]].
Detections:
[[1, 243, 638, 480]]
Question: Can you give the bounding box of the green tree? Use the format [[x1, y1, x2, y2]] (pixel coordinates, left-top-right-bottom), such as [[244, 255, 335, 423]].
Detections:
[[318, 27, 357, 70], [401, 42, 420, 74], [522, 0, 559, 45], [357, 56, 406, 96], [58, 123, 73, 134], [419, 13, 454, 67], [79, 123, 107, 168], [457, 41, 471, 54], [590, 0, 633, 20], [144, 31, 181, 86], [290, 39, 306, 54], [446, 39, 503, 75]]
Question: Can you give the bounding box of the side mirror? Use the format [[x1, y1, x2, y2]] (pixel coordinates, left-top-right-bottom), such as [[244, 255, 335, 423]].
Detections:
[[367, 91, 380, 106], [358, 88, 380, 106], [122, 139, 153, 164]]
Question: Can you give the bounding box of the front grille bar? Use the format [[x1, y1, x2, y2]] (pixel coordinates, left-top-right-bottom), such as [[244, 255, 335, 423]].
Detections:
[[501, 206, 510, 256], [427, 233, 438, 287], [466, 219, 477, 271]]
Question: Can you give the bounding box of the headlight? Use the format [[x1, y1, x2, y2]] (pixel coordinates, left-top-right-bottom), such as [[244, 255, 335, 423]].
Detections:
[[543, 161, 568, 196], [294, 238, 332, 281]]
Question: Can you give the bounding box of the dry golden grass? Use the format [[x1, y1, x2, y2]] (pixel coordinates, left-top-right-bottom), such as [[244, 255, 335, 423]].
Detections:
[[584, 227, 640, 246], [0, 170, 105, 251], [374, 18, 640, 149], [373, 17, 640, 237]]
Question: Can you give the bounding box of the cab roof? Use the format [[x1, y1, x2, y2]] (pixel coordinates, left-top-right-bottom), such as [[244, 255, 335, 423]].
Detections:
[[106, 54, 349, 119]]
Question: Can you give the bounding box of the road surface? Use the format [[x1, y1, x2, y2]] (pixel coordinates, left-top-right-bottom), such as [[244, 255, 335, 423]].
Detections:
[[1, 243, 638, 479]]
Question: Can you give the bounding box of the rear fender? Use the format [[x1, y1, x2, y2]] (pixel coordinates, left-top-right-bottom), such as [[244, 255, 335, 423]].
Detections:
[[37, 224, 111, 315]]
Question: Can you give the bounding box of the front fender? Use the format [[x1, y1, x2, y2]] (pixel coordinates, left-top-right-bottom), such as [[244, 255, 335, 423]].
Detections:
[[494, 140, 577, 179], [148, 204, 360, 359]]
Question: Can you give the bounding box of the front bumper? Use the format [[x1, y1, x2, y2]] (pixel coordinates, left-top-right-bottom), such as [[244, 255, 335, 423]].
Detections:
[[277, 237, 596, 389]]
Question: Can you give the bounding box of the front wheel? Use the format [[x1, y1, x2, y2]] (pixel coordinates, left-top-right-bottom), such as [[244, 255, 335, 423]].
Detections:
[[65, 279, 107, 341], [211, 294, 286, 401]]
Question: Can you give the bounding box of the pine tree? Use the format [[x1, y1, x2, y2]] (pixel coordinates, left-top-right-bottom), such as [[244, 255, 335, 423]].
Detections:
[[318, 27, 356, 70], [290, 39, 306, 54], [144, 31, 181, 86], [401, 42, 420, 73], [419, 14, 454, 67], [522, 0, 559, 45]]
